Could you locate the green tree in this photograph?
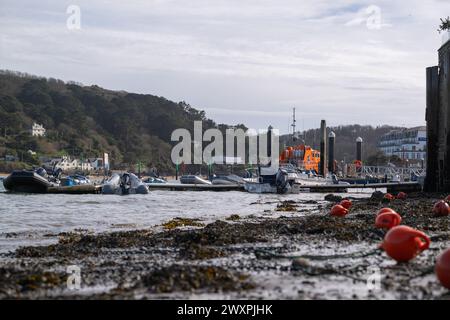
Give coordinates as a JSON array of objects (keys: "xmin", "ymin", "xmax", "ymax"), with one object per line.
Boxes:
[{"xmin": 438, "ymin": 17, "xmax": 450, "ymax": 33}]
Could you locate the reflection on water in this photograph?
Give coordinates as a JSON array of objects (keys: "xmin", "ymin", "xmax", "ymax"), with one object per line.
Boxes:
[{"xmin": 0, "ymin": 185, "xmax": 374, "ymax": 252}]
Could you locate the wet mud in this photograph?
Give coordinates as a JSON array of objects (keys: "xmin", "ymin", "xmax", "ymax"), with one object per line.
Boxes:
[{"xmin": 1, "ymin": 192, "xmax": 449, "ymax": 299}]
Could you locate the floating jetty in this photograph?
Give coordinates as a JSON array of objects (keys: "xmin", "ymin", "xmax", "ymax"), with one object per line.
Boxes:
[
  {"xmin": 4, "ymin": 179, "xmax": 421, "ymax": 194},
  {"xmin": 146, "ymin": 183, "xmax": 244, "ymax": 192},
  {"xmin": 306, "ymin": 182, "xmax": 422, "ymax": 193},
  {"xmin": 47, "ymin": 184, "xmax": 102, "ymax": 194},
  {"xmin": 145, "ymin": 182, "xmax": 421, "ymax": 193}
]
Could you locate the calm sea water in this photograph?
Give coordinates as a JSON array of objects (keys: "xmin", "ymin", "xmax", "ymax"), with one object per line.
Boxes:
[{"xmin": 0, "ymin": 178, "xmax": 375, "ymax": 253}]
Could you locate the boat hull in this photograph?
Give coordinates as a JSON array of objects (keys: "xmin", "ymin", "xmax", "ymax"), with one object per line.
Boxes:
[
  {"xmin": 244, "ymin": 182, "xmax": 300, "ymax": 194},
  {"xmin": 3, "ymin": 171, "xmax": 54, "ymax": 193},
  {"xmin": 180, "ymin": 175, "xmax": 212, "ymax": 185}
]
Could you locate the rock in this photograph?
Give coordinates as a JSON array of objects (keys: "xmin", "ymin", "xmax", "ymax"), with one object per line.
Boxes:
[
  {"xmin": 276, "ymin": 201, "xmax": 298, "ymax": 212},
  {"xmin": 179, "ymin": 244, "xmax": 225, "ymax": 260},
  {"xmin": 225, "ymin": 214, "xmax": 241, "ymax": 221},
  {"xmin": 292, "ymin": 258, "xmax": 310, "ymax": 271},
  {"xmin": 324, "ymin": 194, "xmax": 342, "ymax": 202},
  {"xmin": 139, "ymin": 265, "xmax": 254, "ymax": 293},
  {"xmin": 370, "ymin": 191, "xmax": 384, "ymax": 201},
  {"xmin": 162, "ymin": 218, "xmax": 205, "ymax": 230}
]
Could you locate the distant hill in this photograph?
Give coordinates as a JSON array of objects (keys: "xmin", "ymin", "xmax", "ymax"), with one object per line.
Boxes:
[
  {"xmin": 0, "ymin": 70, "xmax": 401, "ymax": 174},
  {"xmin": 0, "ymin": 70, "xmax": 244, "ymax": 173},
  {"xmin": 281, "ymin": 124, "xmax": 402, "ymax": 163}
]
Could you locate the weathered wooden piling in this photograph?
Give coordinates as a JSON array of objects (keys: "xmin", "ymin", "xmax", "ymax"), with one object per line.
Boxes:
[
  {"xmin": 328, "ymin": 131, "xmax": 336, "ymax": 174},
  {"xmin": 425, "ymin": 66, "xmax": 440, "ymax": 192},
  {"xmin": 425, "ymin": 37, "xmax": 450, "ymax": 192},
  {"xmin": 356, "ymin": 137, "xmax": 363, "ymax": 162},
  {"xmin": 440, "ymin": 40, "xmax": 450, "ymax": 192},
  {"xmin": 267, "ymin": 125, "xmax": 273, "ymax": 160},
  {"xmin": 319, "ymin": 120, "xmax": 327, "ymax": 176}
]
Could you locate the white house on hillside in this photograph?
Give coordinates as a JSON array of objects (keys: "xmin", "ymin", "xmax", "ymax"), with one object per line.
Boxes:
[
  {"xmin": 43, "ymin": 156, "xmax": 105, "ymax": 172},
  {"xmin": 88, "ymin": 158, "xmax": 104, "ymax": 170},
  {"xmin": 31, "ymin": 123, "xmax": 46, "ymax": 137},
  {"xmin": 45, "ymin": 156, "xmax": 79, "ymax": 170}
]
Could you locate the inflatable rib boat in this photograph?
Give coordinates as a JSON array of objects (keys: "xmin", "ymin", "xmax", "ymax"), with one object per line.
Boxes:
[
  {"xmin": 102, "ymin": 173, "xmax": 149, "ymax": 195},
  {"xmin": 3, "ymin": 170, "xmax": 57, "ymax": 193}
]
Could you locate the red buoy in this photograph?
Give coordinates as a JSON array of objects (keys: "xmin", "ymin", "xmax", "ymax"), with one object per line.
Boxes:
[
  {"xmin": 375, "ymin": 211, "xmax": 401, "ymax": 229},
  {"xmin": 330, "ymin": 204, "xmax": 348, "ymax": 217},
  {"xmin": 432, "ymin": 200, "xmax": 450, "ymax": 217},
  {"xmin": 377, "ymin": 208, "xmax": 397, "ymax": 216},
  {"xmin": 375, "ymin": 211, "xmax": 402, "ymax": 230},
  {"xmin": 383, "ymin": 193, "xmax": 395, "ymax": 201},
  {"xmin": 381, "ymin": 226, "xmax": 430, "ymax": 262},
  {"xmin": 340, "ymin": 199, "xmax": 352, "ymax": 210},
  {"xmin": 396, "ymin": 192, "xmax": 407, "ymax": 200},
  {"xmin": 445, "ymin": 195, "xmax": 450, "ymax": 203},
  {"xmin": 436, "ymin": 248, "xmax": 450, "ymax": 289}
]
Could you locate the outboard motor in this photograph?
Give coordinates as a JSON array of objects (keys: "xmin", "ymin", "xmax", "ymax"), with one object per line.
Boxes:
[
  {"xmin": 102, "ymin": 172, "xmax": 149, "ymax": 195},
  {"xmin": 36, "ymin": 167, "xmax": 47, "ymax": 178},
  {"xmin": 54, "ymin": 168, "xmax": 63, "ymax": 179},
  {"xmin": 331, "ymin": 174, "xmax": 339, "ymax": 185},
  {"xmin": 120, "ymin": 173, "xmax": 131, "ymax": 195},
  {"xmin": 276, "ymin": 169, "xmax": 289, "ymax": 194}
]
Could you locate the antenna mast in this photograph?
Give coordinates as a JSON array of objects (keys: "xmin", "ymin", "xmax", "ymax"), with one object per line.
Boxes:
[{"xmin": 291, "ymin": 107, "xmax": 296, "ymax": 138}]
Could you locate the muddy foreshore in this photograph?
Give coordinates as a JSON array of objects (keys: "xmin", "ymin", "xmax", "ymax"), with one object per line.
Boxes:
[{"xmin": 1, "ymin": 192, "xmax": 449, "ymax": 300}]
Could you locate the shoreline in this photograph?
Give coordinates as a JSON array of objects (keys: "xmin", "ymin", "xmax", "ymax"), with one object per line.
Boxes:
[{"xmin": 0, "ymin": 192, "xmax": 449, "ymax": 299}]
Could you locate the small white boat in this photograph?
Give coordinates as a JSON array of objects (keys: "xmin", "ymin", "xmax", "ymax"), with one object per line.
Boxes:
[
  {"xmin": 211, "ymin": 174, "xmax": 245, "ymax": 186},
  {"xmin": 180, "ymin": 175, "xmax": 212, "ymax": 185}
]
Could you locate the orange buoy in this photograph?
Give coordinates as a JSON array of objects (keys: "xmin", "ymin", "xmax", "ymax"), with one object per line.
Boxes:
[
  {"xmin": 330, "ymin": 204, "xmax": 348, "ymax": 217},
  {"xmin": 339, "ymin": 199, "xmax": 352, "ymax": 210},
  {"xmin": 375, "ymin": 211, "xmax": 402, "ymax": 230},
  {"xmin": 396, "ymin": 192, "xmax": 407, "ymax": 200},
  {"xmin": 432, "ymin": 200, "xmax": 450, "ymax": 217},
  {"xmin": 436, "ymin": 248, "xmax": 450, "ymax": 289},
  {"xmin": 377, "ymin": 208, "xmax": 397, "ymax": 216},
  {"xmin": 381, "ymin": 226, "xmax": 430, "ymax": 262},
  {"xmin": 383, "ymin": 193, "xmax": 395, "ymax": 201}
]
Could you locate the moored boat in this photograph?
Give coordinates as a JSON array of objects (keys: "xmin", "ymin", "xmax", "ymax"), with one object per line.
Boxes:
[
  {"xmin": 211, "ymin": 174, "xmax": 245, "ymax": 186},
  {"xmin": 102, "ymin": 173, "xmax": 149, "ymax": 195},
  {"xmin": 244, "ymin": 167, "xmax": 300, "ymax": 194},
  {"xmin": 3, "ymin": 169, "xmax": 58, "ymax": 193},
  {"xmin": 143, "ymin": 176, "xmax": 167, "ymax": 184},
  {"xmin": 60, "ymin": 174, "xmax": 91, "ymax": 186},
  {"xmin": 180, "ymin": 175, "xmax": 212, "ymax": 185}
]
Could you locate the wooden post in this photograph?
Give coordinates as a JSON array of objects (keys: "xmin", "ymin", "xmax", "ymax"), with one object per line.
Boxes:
[
  {"xmin": 319, "ymin": 120, "xmax": 327, "ymax": 176},
  {"xmin": 425, "ymin": 67, "xmax": 440, "ymax": 192},
  {"xmin": 328, "ymin": 131, "xmax": 336, "ymax": 174},
  {"xmin": 356, "ymin": 137, "xmax": 363, "ymax": 161},
  {"xmin": 441, "ymin": 48, "xmax": 450, "ymax": 192},
  {"xmin": 267, "ymin": 125, "xmax": 273, "ymax": 160}
]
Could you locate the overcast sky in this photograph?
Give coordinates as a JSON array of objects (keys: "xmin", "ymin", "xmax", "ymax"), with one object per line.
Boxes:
[{"xmin": 1, "ymin": 0, "xmax": 449, "ymax": 133}]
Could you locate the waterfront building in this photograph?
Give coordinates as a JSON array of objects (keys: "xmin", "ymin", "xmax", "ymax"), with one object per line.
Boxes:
[{"xmin": 378, "ymin": 126, "xmax": 427, "ymax": 160}]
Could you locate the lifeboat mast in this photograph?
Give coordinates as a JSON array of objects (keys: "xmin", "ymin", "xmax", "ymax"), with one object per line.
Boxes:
[{"xmin": 291, "ymin": 107, "xmax": 296, "ymax": 141}]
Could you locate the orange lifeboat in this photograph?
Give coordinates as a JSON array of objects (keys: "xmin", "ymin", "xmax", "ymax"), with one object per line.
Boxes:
[{"xmin": 280, "ymin": 144, "xmax": 320, "ymax": 172}]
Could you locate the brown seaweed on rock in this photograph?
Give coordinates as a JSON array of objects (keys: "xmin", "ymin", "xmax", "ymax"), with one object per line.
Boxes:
[{"xmin": 137, "ymin": 265, "xmax": 254, "ymax": 293}]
